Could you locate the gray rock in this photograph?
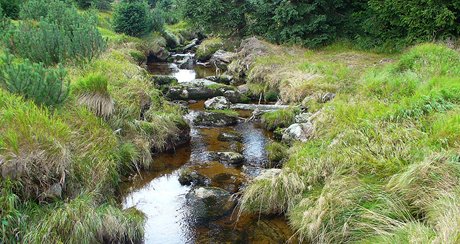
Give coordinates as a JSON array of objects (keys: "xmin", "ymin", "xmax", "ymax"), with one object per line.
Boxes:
[
  {"xmin": 217, "ymin": 131, "xmax": 243, "ymax": 142},
  {"xmin": 223, "ymin": 90, "xmax": 242, "ymax": 103},
  {"xmin": 294, "ymin": 112, "xmax": 312, "ymax": 123},
  {"xmin": 210, "ymin": 152, "xmax": 244, "ymax": 165},
  {"xmin": 190, "ymin": 111, "xmax": 238, "ymax": 127},
  {"xmin": 230, "ymin": 103, "xmax": 290, "ymax": 111},
  {"xmin": 186, "ymin": 187, "xmax": 236, "ymax": 221},
  {"xmin": 179, "ymin": 169, "xmax": 210, "ymax": 186},
  {"xmin": 319, "ymin": 92, "xmax": 336, "ymax": 103},
  {"xmin": 149, "ymin": 47, "xmax": 170, "ymax": 62},
  {"xmin": 204, "ymin": 96, "xmax": 231, "ymax": 110},
  {"xmin": 237, "ymin": 84, "xmax": 249, "ymax": 95},
  {"xmin": 209, "ymin": 50, "xmax": 236, "ymax": 70},
  {"xmin": 166, "ymin": 79, "xmax": 235, "ymax": 100},
  {"xmin": 205, "ymin": 75, "xmax": 233, "ymax": 85},
  {"xmin": 183, "ymin": 38, "xmax": 199, "ymax": 52},
  {"xmin": 282, "ymin": 122, "xmax": 314, "ymax": 143}
]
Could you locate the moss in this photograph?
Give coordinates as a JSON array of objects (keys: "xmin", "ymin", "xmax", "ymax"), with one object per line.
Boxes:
[
  {"xmin": 196, "ymin": 37, "xmax": 223, "ymax": 61},
  {"xmin": 209, "ymin": 109, "xmax": 239, "ymax": 117}
]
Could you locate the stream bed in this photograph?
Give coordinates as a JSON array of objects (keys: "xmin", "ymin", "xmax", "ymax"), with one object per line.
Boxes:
[{"xmin": 120, "ymin": 56, "xmax": 295, "ymax": 243}]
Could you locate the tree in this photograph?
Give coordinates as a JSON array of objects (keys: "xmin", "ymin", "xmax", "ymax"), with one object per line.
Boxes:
[{"xmin": 113, "ymin": 0, "xmax": 156, "ymax": 37}]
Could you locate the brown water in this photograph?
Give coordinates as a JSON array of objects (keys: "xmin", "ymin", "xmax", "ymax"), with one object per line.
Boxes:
[{"xmin": 120, "ymin": 58, "xmax": 295, "ymax": 243}]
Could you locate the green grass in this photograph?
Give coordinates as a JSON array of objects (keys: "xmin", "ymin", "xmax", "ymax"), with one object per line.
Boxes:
[
  {"xmin": 240, "ymin": 43, "xmax": 460, "ymax": 242},
  {"xmin": 196, "ymin": 37, "xmax": 223, "ymax": 61},
  {"xmin": 209, "ymin": 109, "xmax": 239, "ymax": 117},
  {"xmin": 261, "ymin": 107, "xmax": 300, "ymax": 131},
  {"xmin": 72, "ymin": 73, "xmax": 114, "ymax": 118}
]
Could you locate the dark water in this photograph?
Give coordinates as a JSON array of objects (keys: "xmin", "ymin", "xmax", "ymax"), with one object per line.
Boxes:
[{"xmin": 120, "ymin": 58, "xmax": 295, "ymax": 243}]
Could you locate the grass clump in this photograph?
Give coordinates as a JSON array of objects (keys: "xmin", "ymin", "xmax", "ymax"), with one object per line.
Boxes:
[
  {"xmin": 196, "ymin": 37, "xmax": 223, "ymax": 61},
  {"xmin": 72, "ymin": 73, "xmax": 114, "ymax": 118},
  {"xmin": 209, "ymin": 109, "xmax": 239, "ymax": 117},
  {"xmin": 266, "ymin": 141, "xmax": 288, "ymax": 167},
  {"xmin": 261, "ymin": 107, "xmax": 299, "ymax": 131}
]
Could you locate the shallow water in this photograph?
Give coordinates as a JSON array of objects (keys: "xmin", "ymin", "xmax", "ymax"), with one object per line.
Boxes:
[{"xmin": 120, "ymin": 59, "xmax": 294, "ymax": 243}]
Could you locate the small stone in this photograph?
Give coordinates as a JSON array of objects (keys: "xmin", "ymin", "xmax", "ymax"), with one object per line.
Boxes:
[
  {"xmin": 282, "ymin": 122, "xmax": 314, "ymax": 143},
  {"xmin": 294, "ymin": 112, "xmax": 312, "ymax": 123},
  {"xmin": 204, "ymin": 96, "xmax": 231, "ymax": 110},
  {"xmin": 210, "ymin": 152, "xmax": 245, "ymax": 165}
]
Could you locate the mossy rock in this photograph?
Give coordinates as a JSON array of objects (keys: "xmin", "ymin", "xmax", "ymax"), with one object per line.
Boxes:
[{"xmin": 196, "ymin": 37, "xmax": 224, "ymax": 62}]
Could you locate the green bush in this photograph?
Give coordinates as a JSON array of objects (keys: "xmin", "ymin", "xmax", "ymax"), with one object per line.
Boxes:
[
  {"xmin": 7, "ymin": 3, "xmax": 106, "ymax": 65},
  {"xmin": 113, "ymin": 0, "xmax": 159, "ymax": 37},
  {"xmin": 75, "ymin": 0, "xmax": 113, "ymax": 10},
  {"xmin": 0, "ymin": 0, "xmax": 21, "ymax": 19},
  {"xmin": 19, "ymin": 0, "xmax": 69, "ymax": 20},
  {"xmin": 0, "ymin": 54, "xmax": 69, "ymax": 106}
]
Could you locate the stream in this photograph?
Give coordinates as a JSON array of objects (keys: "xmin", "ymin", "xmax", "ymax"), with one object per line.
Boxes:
[{"xmin": 120, "ymin": 55, "xmax": 294, "ymax": 243}]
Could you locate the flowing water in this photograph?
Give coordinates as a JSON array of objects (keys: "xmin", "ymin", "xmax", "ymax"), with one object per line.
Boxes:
[{"xmin": 120, "ymin": 55, "xmax": 294, "ymax": 243}]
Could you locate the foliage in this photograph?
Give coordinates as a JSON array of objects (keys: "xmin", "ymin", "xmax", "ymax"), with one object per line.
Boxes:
[
  {"xmin": 0, "ymin": 53, "xmax": 69, "ymax": 106},
  {"xmin": 75, "ymin": 0, "xmax": 113, "ymax": 10},
  {"xmin": 7, "ymin": 2, "xmax": 106, "ymax": 65},
  {"xmin": 113, "ymin": 0, "xmax": 160, "ymax": 37},
  {"xmin": 72, "ymin": 73, "xmax": 114, "ymax": 118},
  {"xmin": 0, "ymin": 180, "xmax": 25, "ymax": 243},
  {"xmin": 0, "ymin": 0, "xmax": 21, "ymax": 19}
]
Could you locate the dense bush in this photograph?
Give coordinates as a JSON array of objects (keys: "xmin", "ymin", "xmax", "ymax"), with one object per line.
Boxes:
[
  {"xmin": 75, "ymin": 0, "xmax": 113, "ymax": 10},
  {"xmin": 6, "ymin": 1, "xmax": 106, "ymax": 65},
  {"xmin": 113, "ymin": 0, "xmax": 159, "ymax": 37},
  {"xmin": 0, "ymin": 53, "xmax": 69, "ymax": 106},
  {"xmin": 0, "ymin": 0, "xmax": 21, "ymax": 19}
]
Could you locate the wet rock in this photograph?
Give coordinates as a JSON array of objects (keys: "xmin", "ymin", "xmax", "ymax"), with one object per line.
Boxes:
[
  {"xmin": 204, "ymin": 96, "xmax": 231, "ymax": 110},
  {"xmin": 165, "ymin": 79, "xmax": 235, "ymax": 100},
  {"xmin": 151, "ymin": 75, "xmax": 178, "ymax": 86},
  {"xmin": 169, "ymin": 100, "xmax": 189, "ymax": 112},
  {"xmin": 209, "ymin": 50, "xmax": 236, "ymax": 70},
  {"xmin": 186, "ymin": 187, "xmax": 236, "ymax": 221},
  {"xmin": 179, "ymin": 169, "xmax": 210, "ymax": 186},
  {"xmin": 188, "ymin": 100, "xmax": 197, "ymax": 104},
  {"xmin": 210, "ymin": 152, "xmax": 244, "ymax": 165},
  {"xmin": 149, "ymin": 47, "xmax": 170, "ymax": 62},
  {"xmin": 159, "ymin": 122, "xmax": 191, "ymax": 152},
  {"xmin": 281, "ymin": 122, "xmax": 314, "ymax": 143},
  {"xmin": 191, "ymin": 111, "xmax": 238, "ymax": 127},
  {"xmin": 217, "ymin": 131, "xmax": 243, "ymax": 142},
  {"xmin": 223, "ymin": 90, "xmax": 242, "ymax": 103},
  {"xmin": 212, "ymin": 173, "xmax": 242, "ymax": 193},
  {"xmin": 183, "ymin": 38, "xmax": 199, "ymax": 52},
  {"xmin": 177, "ymin": 55, "xmax": 195, "ymax": 69},
  {"xmin": 294, "ymin": 112, "xmax": 312, "ymax": 123},
  {"xmin": 205, "ymin": 75, "xmax": 233, "ymax": 85}
]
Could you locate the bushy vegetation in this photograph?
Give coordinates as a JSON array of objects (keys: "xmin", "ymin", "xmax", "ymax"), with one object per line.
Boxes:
[
  {"xmin": 179, "ymin": 0, "xmax": 460, "ymax": 49},
  {"xmin": 6, "ymin": 0, "xmax": 106, "ymax": 65},
  {"xmin": 240, "ymin": 43, "xmax": 460, "ymax": 242},
  {"xmin": 113, "ymin": 0, "xmax": 161, "ymax": 37},
  {"xmin": 0, "ymin": 53, "xmax": 69, "ymax": 106},
  {"xmin": 0, "ymin": 0, "xmax": 21, "ymax": 19}
]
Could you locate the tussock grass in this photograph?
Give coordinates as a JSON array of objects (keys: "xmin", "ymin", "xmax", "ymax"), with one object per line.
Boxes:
[
  {"xmin": 73, "ymin": 73, "xmax": 114, "ymax": 118},
  {"xmin": 23, "ymin": 194, "xmax": 144, "ymax": 244},
  {"xmin": 266, "ymin": 141, "xmax": 289, "ymax": 166},
  {"xmin": 240, "ymin": 42, "xmax": 460, "ymax": 243}
]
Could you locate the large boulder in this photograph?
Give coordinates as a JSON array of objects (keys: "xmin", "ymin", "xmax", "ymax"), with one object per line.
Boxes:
[
  {"xmin": 210, "ymin": 152, "xmax": 245, "ymax": 165},
  {"xmin": 190, "ymin": 111, "xmax": 238, "ymax": 127},
  {"xmin": 204, "ymin": 96, "xmax": 231, "ymax": 110},
  {"xmin": 223, "ymin": 90, "xmax": 242, "ymax": 103},
  {"xmin": 149, "ymin": 47, "xmax": 170, "ymax": 62},
  {"xmin": 209, "ymin": 50, "xmax": 236, "ymax": 70},
  {"xmin": 165, "ymin": 79, "xmax": 235, "ymax": 100},
  {"xmin": 281, "ymin": 122, "xmax": 314, "ymax": 143},
  {"xmin": 186, "ymin": 187, "xmax": 236, "ymax": 221}
]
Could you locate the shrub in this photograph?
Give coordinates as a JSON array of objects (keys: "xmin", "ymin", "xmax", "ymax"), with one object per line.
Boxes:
[
  {"xmin": 6, "ymin": 3, "xmax": 106, "ymax": 65},
  {"xmin": 19, "ymin": 0, "xmax": 69, "ymax": 20},
  {"xmin": 0, "ymin": 53, "xmax": 69, "ymax": 106},
  {"xmin": 72, "ymin": 73, "xmax": 114, "ymax": 118},
  {"xmin": 0, "ymin": 0, "xmax": 21, "ymax": 19},
  {"xmin": 113, "ymin": 0, "xmax": 156, "ymax": 37}
]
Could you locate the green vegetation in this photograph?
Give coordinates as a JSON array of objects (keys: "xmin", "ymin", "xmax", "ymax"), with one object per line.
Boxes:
[
  {"xmin": 266, "ymin": 141, "xmax": 288, "ymax": 166},
  {"xmin": 240, "ymin": 43, "xmax": 460, "ymax": 242},
  {"xmin": 195, "ymin": 37, "xmax": 223, "ymax": 61},
  {"xmin": 179, "ymin": 0, "xmax": 460, "ymax": 49},
  {"xmin": 0, "ymin": 53, "xmax": 69, "ymax": 106},
  {"xmin": 0, "ymin": 0, "xmax": 20, "ymax": 19},
  {"xmin": 261, "ymin": 107, "xmax": 299, "ymax": 131},
  {"xmin": 72, "ymin": 73, "xmax": 114, "ymax": 118},
  {"xmin": 113, "ymin": 0, "xmax": 160, "ymax": 37}
]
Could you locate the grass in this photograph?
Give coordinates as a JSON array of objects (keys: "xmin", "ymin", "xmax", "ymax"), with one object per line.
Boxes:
[
  {"xmin": 261, "ymin": 107, "xmax": 300, "ymax": 131},
  {"xmin": 196, "ymin": 37, "xmax": 223, "ymax": 61},
  {"xmin": 266, "ymin": 141, "xmax": 289, "ymax": 166},
  {"xmin": 72, "ymin": 73, "xmax": 114, "ymax": 118},
  {"xmin": 239, "ymin": 42, "xmax": 460, "ymax": 242},
  {"xmin": 209, "ymin": 109, "xmax": 239, "ymax": 117}
]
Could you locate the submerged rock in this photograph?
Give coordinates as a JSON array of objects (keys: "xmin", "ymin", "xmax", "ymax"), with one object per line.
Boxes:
[
  {"xmin": 281, "ymin": 122, "xmax": 314, "ymax": 143},
  {"xmin": 186, "ymin": 187, "xmax": 236, "ymax": 221},
  {"xmin": 190, "ymin": 111, "xmax": 238, "ymax": 127},
  {"xmin": 204, "ymin": 96, "xmax": 231, "ymax": 110},
  {"xmin": 210, "ymin": 152, "xmax": 245, "ymax": 165},
  {"xmin": 217, "ymin": 131, "xmax": 243, "ymax": 142},
  {"xmin": 179, "ymin": 169, "xmax": 210, "ymax": 186}
]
